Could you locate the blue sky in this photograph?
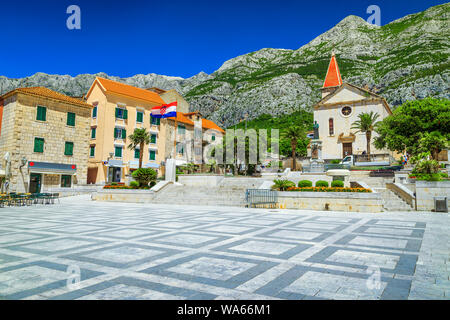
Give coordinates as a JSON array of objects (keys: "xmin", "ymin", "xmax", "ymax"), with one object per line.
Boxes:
[{"xmin": 0, "ymin": 0, "xmax": 446, "ymax": 79}]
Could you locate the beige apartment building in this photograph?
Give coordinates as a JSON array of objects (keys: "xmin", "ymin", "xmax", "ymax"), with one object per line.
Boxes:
[
  {"xmin": 0, "ymin": 87, "xmax": 92, "ymax": 193},
  {"xmin": 85, "ymin": 77, "xmax": 225, "ymax": 184}
]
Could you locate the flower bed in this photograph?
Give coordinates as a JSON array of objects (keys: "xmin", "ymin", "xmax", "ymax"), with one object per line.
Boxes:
[
  {"xmin": 103, "ymin": 185, "xmax": 150, "ymax": 190},
  {"xmin": 286, "ymin": 187, "xmax": 372, "ymax": 193}
]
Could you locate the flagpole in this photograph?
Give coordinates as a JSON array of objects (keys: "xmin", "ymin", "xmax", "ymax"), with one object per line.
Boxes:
[{"xmin": 173, "ymin": 98, "xmax": 177, "ymax": 159}]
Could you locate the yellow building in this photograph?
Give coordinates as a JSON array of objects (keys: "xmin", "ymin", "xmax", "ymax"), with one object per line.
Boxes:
[
  {"xmin": 85, "ymin": 78, "xmax": 225, "ymax": 184},
  {"xmin": 0, "ymin": 87, "xmax": 92, "ymax": 193},
  {"xmin": 85, "ymin": 77, "xmax": 167, "ymax": 184}
]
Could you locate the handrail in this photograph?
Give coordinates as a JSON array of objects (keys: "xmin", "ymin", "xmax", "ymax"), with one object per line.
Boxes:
[{"xmin": 386, "ymin": 182, "xmax": 416, "ymax": 210}]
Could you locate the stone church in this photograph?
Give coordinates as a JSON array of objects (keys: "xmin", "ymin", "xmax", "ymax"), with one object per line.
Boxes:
[{"xmin": 309, "ymin": 53, "xmax": 394, "ymax": 161}]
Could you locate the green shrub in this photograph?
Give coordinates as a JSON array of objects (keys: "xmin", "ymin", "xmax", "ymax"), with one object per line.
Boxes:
[
  {"xmin": 111, "ymin": 182, "xmax": 118, "ymax": 186},
  {"xmin": 149, "ymin": 181, "xmax": 157, "ymax": 188},
  {"xmin": 272, "ymin": 180, "xmax": 296, "ymax": 191},
  {"xmin": 331, "ymin": 159, "xmax": 341, "ymax": 164},
  {"xmin": 131, "ymin": 168, "xmax": 157, "ymax": 186},
  {"xmin": 298, "ymin": 180, "xmax": 313, "ymax": 188},
  {"xmin": 129, "ymin": 181, "xmax": 139, "ymax": 188},
  {"xmin": 331, "ymin": 180, "xmax": 344, "ymax": 188},
  {"xmin": 315, "ymin": 180, "xmax": 329, "ymax": 187}
]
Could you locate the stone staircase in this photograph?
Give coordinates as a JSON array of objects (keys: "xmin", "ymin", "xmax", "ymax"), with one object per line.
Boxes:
[
  {"xmin": 376, "ymin": 188, "xmax": 414, "ymax": 211},
  {"xmin": 151, "ymin": 178, "xmax": 265, "ymax": 207}
]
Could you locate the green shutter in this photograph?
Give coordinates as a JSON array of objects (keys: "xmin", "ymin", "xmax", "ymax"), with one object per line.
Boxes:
[
  {"xmin": 91, "ymin": 128, "xmax": 96, "ymax": 139},
  {"xmin": 123, "ymin": 109, "xmax": 128, "ymax": 119},
  {"xmin": 65, "ymin": 142, "xmax": 74, "ymax": 156},
  {"xmin": 114, "ymin": 128, "xmax": 118, "ymax": 138},
  {"xmin": 115, "ymin": 146, "xmax": 122, "ymax": 158},
  {"xmin": 90, "ymin": 146, "xmax": 95, "ymax": 157},
  {"xmin": 115, "ymin": 108, "xmax": 119, "ymax": 118},
  {"xmin": 92, "ymin": 106, "xmax": 97, "ymax": 118},
  {"xmin": 34, "ymin": 138, "xmax": 44, "ymax": 153},
  {"xmin": 67, "ymin": 112, "xmax": 75, "ymax": 126},
  {"xmin": 150, "ymin": 150, "xmax": 156, "ymax": 160},
  {"xmin": 122, "ymin": 129, "xmax": 126, "ymax": 139},
  {"xmin": 37, "ymin": 106, "xmax": 46, "ymax": 121},
  {"xmin": 137, "ymin": 111, "xmax": 143, "ymax": 123},
  {"xmin": 212, "ymin": 134, "xmax": 215, "ymax": 141},
  {"xmin": 134, "ymin": 149, "xmax": 140, "ymax": 159},
  {"xmin": 151, "ymin": 134, "xmax": 156, "ymax": 144}
]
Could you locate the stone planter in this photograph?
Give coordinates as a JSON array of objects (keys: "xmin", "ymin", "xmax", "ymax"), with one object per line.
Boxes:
[
  {"xmin": 276, "ymin": 191, "xmax": 383, "ymax": 213},
  {"xmin": 415, "ymin": 180, "xmax": 450, "ymax": 211}
]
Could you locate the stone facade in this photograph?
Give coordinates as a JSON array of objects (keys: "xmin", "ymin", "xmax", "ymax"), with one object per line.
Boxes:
[
  {"xmin": 415, "ymin": 180, "xmax": 450, "ymax": 212},
  {"xmin": 0, "ymin": 90, "xmax": 91, "ymax": 193}
]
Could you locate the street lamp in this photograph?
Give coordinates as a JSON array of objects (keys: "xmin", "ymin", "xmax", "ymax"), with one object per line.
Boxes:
[{"xmin": 20, "ymin": 157, "xmax": 27, "ymax": 167}]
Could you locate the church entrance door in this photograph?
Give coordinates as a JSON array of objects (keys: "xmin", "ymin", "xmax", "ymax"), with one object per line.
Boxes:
[{"xmin": 343, "ymin": 143, "xmax": 353, "ymax": 158}]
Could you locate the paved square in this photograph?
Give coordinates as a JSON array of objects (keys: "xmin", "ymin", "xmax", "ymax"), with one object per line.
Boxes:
[{"xmin": 0, "ymin": 195, "xmax": 448, "ymax": 300}]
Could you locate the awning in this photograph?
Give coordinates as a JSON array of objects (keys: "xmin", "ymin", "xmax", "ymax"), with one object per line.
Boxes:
[
  {"xmin": 149, "ymin": 145, "xmax": 158, "ymax": 150},
  {"xmin": 144, "ymin": 162, "xmax": 160, "ymax": 169},
  {"xmin": 104, "ymin": 160, "xmax": 125, "ymax": 167},
  {"xmin": 28, "ymin": 161, "xmax": 77, "ymax": 175},
  {"xmin": 129, "ymin": 160, "xmax": 139, "ymax": 169}
]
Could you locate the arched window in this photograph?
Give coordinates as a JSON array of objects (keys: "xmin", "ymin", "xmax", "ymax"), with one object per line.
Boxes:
[{"xmin": 329, "ymin": 118, "xmax": 334, "ymax": 136}]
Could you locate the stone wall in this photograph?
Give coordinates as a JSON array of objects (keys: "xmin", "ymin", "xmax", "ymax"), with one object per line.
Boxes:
[
  {"xmin": 276, "ymin": 191, "xmax": 383, "ymax": 213},
  {"xmin": 415, "ymin": 180, "xmax": 450, "ymax": 212}
]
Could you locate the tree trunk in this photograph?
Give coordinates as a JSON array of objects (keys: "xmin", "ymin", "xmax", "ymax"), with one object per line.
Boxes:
[
  {"xmin": 366, "ymin": 131, "xmax": 372, "ymax": 158},
  {"xmin": 291, "ymin": 142, "xmax": 297, "ymax": 171},
  {"xmin": 139, "ymin": 142, "xmax": 144, "ymax": 168}
]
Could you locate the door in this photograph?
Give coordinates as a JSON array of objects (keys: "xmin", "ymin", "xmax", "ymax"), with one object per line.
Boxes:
[
  {"xmin": 108, "ymin": 167, "xmax": 121, "ymax": 183},
  {"xmin": 29, "ymin": 173, "xmax": 42, "ymax": 193},
  {"xmin": 343, "ymin": 143, "xmax": 353, "ymax": 158},
  {"xmin": 87, "ymin": 167, "xmax": 98, "ymax": 184}
]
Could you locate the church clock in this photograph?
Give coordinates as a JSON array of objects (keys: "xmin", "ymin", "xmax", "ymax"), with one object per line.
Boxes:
[{"xmin": 341, "ymin": 106, "xmax": 352, "ymax": 116}]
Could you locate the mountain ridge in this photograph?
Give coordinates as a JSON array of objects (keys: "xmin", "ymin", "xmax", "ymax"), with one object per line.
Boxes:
[{"xmin": 0, "ymin": 3, "xmax": 448, "ymax": 127}]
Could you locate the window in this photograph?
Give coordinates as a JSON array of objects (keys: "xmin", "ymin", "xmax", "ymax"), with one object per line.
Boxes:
[
  {"xmin": 34, "ymin": 137, "xmax": 44, "ymax": 153},
  {"xmin": 134, "ymin": 148, "xmax": 140, "ymax": 159},
  {"xmin": 114, "ymin": 128, "xmax": 126, "ymax": 140},
  {"xmin": 36, "ymin": 106, "xmax": 47, "ymax": 121},
  {"xmin": 61, "ymin": 175, "xmax": 72, "ymax": 188},
  {"xmin": 341, "ymin": 106, "xmax": 352, "ymax": 116},
  {"xmin": 115, "ymin": 107, "xmax": 128, "ymax": 119},
  {"xmin": 151, "ymin": 116, "xmax": 160, "ymax": 125},
  {"xmin": 64, "ymin": 142, "xmax": 74, "ymax": 156},
  {"xmin": 149, "ymin": 150, "xmax": 156, "ymax": 161},
  {"xmin": 67, "ymin": 112, "xmax": 76, "ymax": 126},
  {"xmin": 136, "ymin": 111, "xmax": 144, "ymax": 123},
  {"xmin": 195, "ymin": 147, "xmax": 202, "ymax": 156},
  {"xmin": 329, "ymin": 118, "xmax": 334, "ymax": 136},
  {"xmin": 90, "ymin": 146, "xmax": 95, "ymax": 157},
  {"xmin": 92, "ymin": 106, "xmax": 97, "ymax": 118},
  {"xmin": 150, "ymin": 134, "xmax": 157, "ymax": 144},
  {"xmin": 212, "ymin": 134, "xmax": 216, "ymax": 141},
  {"xmin": 91, "ymin": 127, "xmax": 96, "ymax": 139},
  {"xmin": 178, "ymin": 124, "xmax": 185, "ymax": 135},
  {"xmin": 114, "ymin": 146, "xmax": 123, "ymax": 158}
]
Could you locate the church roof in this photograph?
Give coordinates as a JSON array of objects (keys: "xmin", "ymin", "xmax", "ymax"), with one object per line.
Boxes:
[{"xmin": 323, "ymin": 53, "xmax": 343, "ymax": 88}]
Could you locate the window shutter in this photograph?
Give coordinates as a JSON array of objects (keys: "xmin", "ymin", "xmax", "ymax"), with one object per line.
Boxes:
[
  {"xmin": 122, "ymin": 129, "xmax": 126, "ymax": 139},
  {"xmin": 114, "ymin": 128, "xmax": 118, "ymax": 138},
  {"xmin": 123, "ymin": 109, "xmax": 128, "ymax": 119},
  {"xmin": 115, "ymin": 108, "xmax": 119, "ymax": 118},
  {"xmin": 135, "ymin": 149, "xmax": 140, "ymax": 159},
  {"xmin": 157, "ymin": 118, "xmax": 160, "ymax": 125},
  {"xmin": 93, "ymin": 106, "xmax": 97, "ymax": 118},
  {"xmin": 34, "ymin": 138, "xmax": 44, "ymax": 153},
  {"xmin": 150, "ymin": 150, "xmax": 156, "ymax": 160},
  {"xmin": 67, "ymin": 112, "xmax": 75, "ymax": 126}
]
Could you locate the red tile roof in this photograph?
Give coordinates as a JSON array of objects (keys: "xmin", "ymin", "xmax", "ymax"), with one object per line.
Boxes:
[
  {"xmin": 92, "ymin": 77, "xmax": 165, "ymax": 105},
  {"xmin": 202, "ymin": 118, "xmax": 225, "ymax": 133},
  {"xmin": 0, "ymin": 87, "xmax": 92, "ymax": 108},
  {"xmin": 323, "ymin": 53, "xmax": 343, "ymax": 88}
]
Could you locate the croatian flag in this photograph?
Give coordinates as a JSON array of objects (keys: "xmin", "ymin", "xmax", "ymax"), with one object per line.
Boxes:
[{"xmin": 151, "ymin": 101, "xmax": 177, "ymax": 118}]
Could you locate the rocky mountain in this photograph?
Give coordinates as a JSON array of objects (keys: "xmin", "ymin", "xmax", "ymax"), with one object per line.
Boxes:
[{"xmin": 0, "ymin": 3, "xmax": 448, "ymax": 127}]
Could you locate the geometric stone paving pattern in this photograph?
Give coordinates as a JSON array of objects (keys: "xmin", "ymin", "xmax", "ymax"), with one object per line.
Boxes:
[{"xmin": 0, "ymin": 195, "xmax": 448, "ymax": 300}]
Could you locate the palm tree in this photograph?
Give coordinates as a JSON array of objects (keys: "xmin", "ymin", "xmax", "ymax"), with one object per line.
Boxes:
[
  {"xmin": 351, "ymin": 111, "xmax": 380, "ymax": 158},
  {"xmin": 282, "ymin": 126, "xmax": 304, "ymax": 171},
  {"xmin": 128, "ymin": 128, "xmax": 150, "ymax": 169}
]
